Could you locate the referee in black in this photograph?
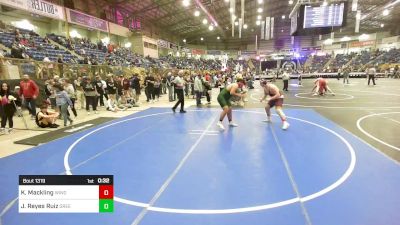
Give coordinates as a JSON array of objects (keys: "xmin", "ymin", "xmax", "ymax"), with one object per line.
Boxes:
[{"xmin": 172, "ymin": 70, "xmax": 186, "ymax": 113}]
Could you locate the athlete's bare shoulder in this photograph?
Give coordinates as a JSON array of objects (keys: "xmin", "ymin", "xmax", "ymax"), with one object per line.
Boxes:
[
  {"xmin": 227, "ymin": 83, "xmax": 238, "ymax": 91},
  {"xmin": 268, "ymin": 83, "xmax": 279, "ymax": 90}
]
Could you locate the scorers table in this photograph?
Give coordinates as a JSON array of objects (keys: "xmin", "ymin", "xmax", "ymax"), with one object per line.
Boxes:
[{"xmin": 19, "ymin": 175, "xmax": 114, "ymax": 213}]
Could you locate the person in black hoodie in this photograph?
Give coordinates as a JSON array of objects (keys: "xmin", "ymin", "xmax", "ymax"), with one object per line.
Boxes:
[
  {"xmin": 94, "ymin": 75, "xmax": 106, "ymax": 107},
  {"xmin": 144, "ymin": 73, "xmax": 155, "ymax": 103},
  {"xmin": 130, "ymin": 74, "xmax": 141, "ymax": 103},
  {"xmin": 0, "ymin": 82, "xmax": 19, "ymax": 134},
  {"xmin": 81, "ymin": 77, "xmax": 98, "ymax": 114}
]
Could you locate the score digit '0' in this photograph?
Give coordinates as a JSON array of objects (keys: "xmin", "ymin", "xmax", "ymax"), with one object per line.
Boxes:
[{"xmin": 98, "ymin": 178, "xmax": 110, "ymax": 183}]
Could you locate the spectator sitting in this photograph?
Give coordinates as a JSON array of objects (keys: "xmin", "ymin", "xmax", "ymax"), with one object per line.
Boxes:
[
  {"xmin": 35, "ymin": 104, "xmax": 59, "ymax": 128},
  {"xmin": 19, "ymin": 38, "xmax": 29, "ymax": 47},
  {"xmin": 44, "ymin": 36, "xmax": 50, "ymax": 44},
  {"xmin": 10, "ymin": 43, "xmax": 22, "ymax": 59},
  {"xmin": 14, "ymin": 28, "xmax": 22, "ymax": 39}
]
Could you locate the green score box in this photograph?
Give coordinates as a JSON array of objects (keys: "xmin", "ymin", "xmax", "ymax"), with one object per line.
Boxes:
[{"xmin": 99, "ymin": 199, "xmax": 114, "ymax": 213}]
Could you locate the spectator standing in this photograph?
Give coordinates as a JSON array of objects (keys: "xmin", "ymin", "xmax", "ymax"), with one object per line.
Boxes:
[
  {"xmin": 74, "ymin": 76, "xmax": 85, "ymax": 109},
  {"xmin": 130, "ymin": 74, "xmax": 141, "ymax": 103},
  {"xmin": 63, "ymin": 79, "xmax": 77, "ymax": 117},
  {"xmin": 144, "ymin": 73, "xmax": 155, "ymax": 103},
  {"xmin": 161, "ymin": 75, "xmax": 167, "ymax": 94},
  {"xmin": 154, "ymin": 76, "xmax": 161, "ymax": 101},
  {"xmin": 115, "ymin": 75, "xmax": 124, "ymax": 102},
  {"xmin": 343, "ymin": 67, "xmax": 350, "ymax": 84},
  {"xmin": 204, "ymin": 78, "xmax": 212, "ymax": 104},
  {"xmin": 194, "ymin": 73, "xmax": 204, "ymax": 106},
  {"xmin": 94, "ymin": 75, "xmax": 106, "ymax": 107},
  {"xmin": 166, "ymin": 72, "xmax": 174, "ymax": 102},
  {"xmin": 57, "ymin": 55, "xmax": 64, "ymax": 77},
  {"xmin": 106, "ymin": 74, "xmax": 117, "ymax": 111},
  {"xmin": 53, "ymin": 84, "xmax": 73, "ymax": 126},
  {"xmin": 82, "ymin": 77, "xmax": 98, "ymax": 114},
  {"xmin": 121, "ymin": 75, "xmax": 131, "ymax": 103},
  {"xmin": 172, "ymin": 70, "xmax": 186, "ymax": 113},
  {"xmin": 19, "ymin": 74, "xmax": 39, "ymax": 118},
  {"xmin": 0, "ymin": 83, "xmax": 18, "ymax": 134}
]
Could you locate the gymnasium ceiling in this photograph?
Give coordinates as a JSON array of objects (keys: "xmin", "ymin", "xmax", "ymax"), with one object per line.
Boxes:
[{"xmin": 104, "ymin": 0, "xmax": 400, "ymax": 44}]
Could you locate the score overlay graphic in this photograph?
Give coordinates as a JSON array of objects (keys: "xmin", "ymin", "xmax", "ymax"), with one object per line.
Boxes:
[{"xmin": 18, "ymin": 175, "xmax": 114, "ymax": 213}]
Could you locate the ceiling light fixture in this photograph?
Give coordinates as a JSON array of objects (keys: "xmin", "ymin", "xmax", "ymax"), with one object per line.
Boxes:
[
  {"xmin": 202, "ymin": 18, "xmax": 208, "ymax": 24},
  {"xmin": 341, "ymin": 36, "xmax": 350, "ymax": 42},
  {"xmin": 194, "ymin": 10, "xmax": 200, "ymax": 17},
  {"xmin": 182, "ymin": 0, "xmax": 190, "ymax": 7},
  {"xmin": 257, "ymin": 8, "xmax": 263, "ymax": 13},
  {"xmin": 383, "ymin": 9, "xmax": 389, "ymax": 16},
  {"xmin": 243, "ymin": 24, "xmax": 248, "ymax": 29}
]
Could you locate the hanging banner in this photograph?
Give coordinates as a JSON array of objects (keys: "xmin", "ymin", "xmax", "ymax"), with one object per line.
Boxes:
[
  {"xmin": 0, "ymin": 0, "xmax": 65, "ymax": 20},
  {"xmin": 66, "ymin": 8, "xmax": 109, "ymax": 32},
  {"xmin": 265, "ymin": 17, "xmax": 271, "ymax": 40},
  {"xmin": 239, "ymin": 18, "xmax": 242, "ymax": 38},
  {"xmin": 192, "ymin": 49, "xmax": 206, "ymax": 55},
  {"xmin": 207, "ymin": 50, "xmax": 222, "ymax": 55},
  {"xmin": 157, "ymin": 39, "xmax": 169, "ymax": 49},
  {"xmin": 240, "ymin": 50, "xmax": 257, "ymax": 55},
  {"xmin": 270, "ymin": 17, "xmax": 274, "ymax": 39},
  {"xmin": 349, "ymin": 40, "xmax": 375, "ymax": 48},
  {"xmin": 169, "ymin": 43, "xmax": 178, "ymax": 51},
  {"xmin": 382, "ymin": 36, "xmax": 399, "ymax": 44},
  {"xmin": 352, "ymin": 0, "xmax": 358, "ymax": 11},
  {"xmin": 261, "ymin": 20, "xmax": 265, "ymax": 40},
  {"xmin": 181, "ymin": 48, "xmax": 191, "ymax": 53},
  {"xmin": 355, "ymin": 10, "xmax": 361, "ymax": 33}
]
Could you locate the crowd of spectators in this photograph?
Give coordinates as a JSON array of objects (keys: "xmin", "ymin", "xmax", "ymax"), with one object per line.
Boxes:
[{"xmin": 0, "ymin": 68, "xmax": 256, "ymax": 133}]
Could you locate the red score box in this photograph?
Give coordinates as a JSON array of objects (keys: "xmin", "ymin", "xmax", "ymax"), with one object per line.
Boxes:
[{"xmin": 99, "ymin": 185, "xmax": 114, "ymax": 199}]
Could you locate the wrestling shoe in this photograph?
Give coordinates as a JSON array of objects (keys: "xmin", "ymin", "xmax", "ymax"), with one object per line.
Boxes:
[
  {"xmin": 217, "ymin": 121, "xmax": 225, "ymax": 130},
  {"xmin": 229, "ymin": 121, "xmax": 239, "ymax": 127},
  {"xmin": 282, "ymin": 121, "xmax": 290, "ymax": 130},
  {"xmin": 262, "ymin": 117, "xmax": 271, "ymax": 123}
]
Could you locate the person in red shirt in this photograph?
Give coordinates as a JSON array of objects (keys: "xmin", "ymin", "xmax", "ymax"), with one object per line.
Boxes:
[{"xmin": 19, "ymin": 74, "xmax": 39, "ymax": 118}]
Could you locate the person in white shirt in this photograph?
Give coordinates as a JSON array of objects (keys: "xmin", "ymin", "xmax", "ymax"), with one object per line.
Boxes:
[
  {"xmin": 366, "ymin": 65, "xmax": 376, "ymax": 85},
  {"xmin": 194, "ymin": 73, "xmax": 204, "ymax": 106},
  {"xmin": 282, "ymin": 70, "xmax": 290, "ymax": 91},
  {"xmin": 62, "ymin": 79, "xmax": 77, "ymax": 117},
  {"xmin": 43, "ymin": 55, "xmax": 53, "ymax": 77},
  {"xmin": 171, "ymin": 70, "xmax": 186, "ymax": 113}
]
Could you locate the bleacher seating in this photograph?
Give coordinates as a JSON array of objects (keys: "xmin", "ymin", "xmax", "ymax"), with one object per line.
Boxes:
[
  {"xmin": 309, "ymin": 55, "xmax": 331, "ymax": 72},
  {"xmin": 2, "ymin": 27, "xmax": 400, "ymax": 73},
  {"xmin": 373, "ymin": 48, "xmax": 400, "ymax": 65},
  {"xmin": 330, "ymin": 54, "xmax": 353, "ymax": 70},
  {"xmin": 0, "ymin": 28, "xmax": 77, "ymax": 62}
]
